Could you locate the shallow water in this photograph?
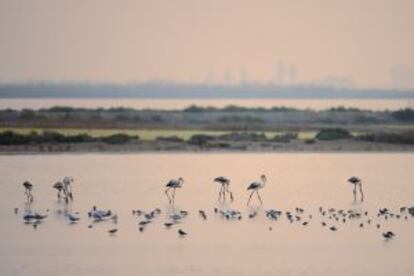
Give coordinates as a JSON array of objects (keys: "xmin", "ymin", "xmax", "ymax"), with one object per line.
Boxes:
[
  {"xmin": 0, "ymin": 153, "xmax": 414, "ymax": 276},
  {"xmin": 1, "ymin": 98, "xmax": 414, "ymax": 111}
]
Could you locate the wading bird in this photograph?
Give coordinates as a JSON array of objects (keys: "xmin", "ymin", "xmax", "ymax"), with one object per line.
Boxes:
[
  {"xmin": 165, "ymin": 177, "xmax": 184, "ymax": 204},
  {"xmin": 62, "ymin": 177, "xmax": 74, "ymax": 202},
  {"xmin": 347, "ymin": 176, "xmax": 364, "ymax": 202},
  {"xmin": 247, "ymin": 174, "xmax": 267, "ymax": 206},
  {"xmin": 53, "ymin": 182, "xmax": 64, "ymax": 199},
  {"xmin": 214, "ymin": 176, "xmax": 234, "ymax": 203},
  {"xmin": 22, "ymin": 181, "xmax": 34, "ymax": 202}
]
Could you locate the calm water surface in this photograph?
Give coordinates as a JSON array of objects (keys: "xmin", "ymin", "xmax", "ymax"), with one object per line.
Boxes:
[
  {"xmin": 0, "ymin": 98, "xmax": 413, "ymax": 110},
  {"xmin": 0, "ymin": 153, "xmax": 413, "ymax": 275}
]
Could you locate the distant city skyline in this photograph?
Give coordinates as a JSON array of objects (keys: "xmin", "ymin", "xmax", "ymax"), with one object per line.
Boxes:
[{"xmin": 1, "ymin": 0, "xmax": 413, "ymax": 89}]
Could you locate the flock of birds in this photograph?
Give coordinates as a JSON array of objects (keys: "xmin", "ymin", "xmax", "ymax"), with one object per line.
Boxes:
[{"xmin": 17, "ymin": 175, "xmax": 413, "ymax": 241}]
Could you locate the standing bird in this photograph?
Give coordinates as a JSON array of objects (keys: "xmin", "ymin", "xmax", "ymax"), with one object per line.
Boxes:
[
  {"xmin": 53, "ymin": 182, "xmax": 64, "ymax": 199},
  {"xmin": 214, "ymin": 176, "xmax": 234, "ymax": 203},
  {"xmin": 347, "ymin": 176, "xmax": 364, "ymax": 202},
  {"xmin": 22, "ymin": 181, "xmax": 34, "ymax": 202},
  {"xmin": 247, "ymin": 174, "xmax": 267, "ymax": 206},
  {"xmin": 165, "ymin": 177, "xmax": 184, "ymax": 204},
  {"xmin": 199, "ymin": 210, "xmax": 207, "ymax": 220},
  {"xmin": 62, "ymin": 176, "xmax": 74, "ymax": 202}
]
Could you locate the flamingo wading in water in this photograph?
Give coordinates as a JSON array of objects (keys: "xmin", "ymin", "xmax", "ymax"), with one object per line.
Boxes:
[
  {"xmin": 247, "ymin": 174, "xmax": 267, "ymax": 206},
  {"xmin": 52, "ymin": 177, "xmax": 74, "ymax": 203},
  {"xmin": 62, "ymin": 177, "xmax": 74, "ymax": 202},
  {"xmin": 347, "ymin": 176, "xmax": 364, "ymax": 202},
  {"xmin": 165, "ymin": 177, "xmax": 184, "ymax": 204},
  {"xmin": 53, "ymin": 182, "xmax": 64, "ymax": 199},
  {"xmin": 22, "ymin": 181, "xmax": 34, "ymax": 202},
  {"xmin": 214, "ymin": 176, "xmax": 234, "ymax": 203}
]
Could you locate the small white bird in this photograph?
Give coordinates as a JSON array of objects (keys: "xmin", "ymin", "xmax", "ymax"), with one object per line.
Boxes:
[
  {"xmin": 66, "ymin": 213, "xmax": 80, "ymax": 223},
  {"xmin": 89, "ymin": 206, "xmax": 111, "ymax": 221}
]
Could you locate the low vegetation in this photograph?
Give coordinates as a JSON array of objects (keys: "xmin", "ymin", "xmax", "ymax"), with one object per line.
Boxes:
[
  {"xmin": 358, "ymin": 131, "xmax": 414, "ymax": 145},
  {"xmin": 0, "ymin": 131, "xmax": 139, "ymax": 145},
  {"xmin": 316, "ymin": 128, "xmax": 352, "ymax": 141},
  {"xmin": 0, "ymin": 106, "xmax": 413, "ymax": 132},
  {"xmin": 0, "ymin": 105, "xmax": 413, "ymax": 150},
  {"xmin": 0, "ymin": 128, "xmax": 353, "ymax": 146}
]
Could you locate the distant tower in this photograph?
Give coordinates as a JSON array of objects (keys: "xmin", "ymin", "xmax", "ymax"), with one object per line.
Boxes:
[
  {"xmin": 205, "ymin": 71, "xmax": 215, "ymax": 85},
  {"xmin": 224, "ymin": 68, "xmax": 233, "ymax": 85},
  {"xmin": 288, "ymin": 64, "xmax": 297, "ymax": 85},
  {"xmin": 390, "ymin": 64, "xmax": 414, "ymax": 90},
  {"xmin": 274, "ymin": 61, "xmax": 285, "ymax": 85},
  {"xmin": 239, "ymin": 67, "xmax": 248, "ymax": 85}
]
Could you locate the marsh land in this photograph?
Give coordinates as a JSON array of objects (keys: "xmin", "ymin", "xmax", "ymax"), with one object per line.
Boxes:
[{"xmin": 0, "ymin": 105, "xmax": 413, "ymax": 152}]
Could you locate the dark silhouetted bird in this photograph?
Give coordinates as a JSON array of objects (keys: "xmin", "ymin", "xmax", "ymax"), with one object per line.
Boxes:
[
  {"xmin": 178, "ymin": 229, "xmax": 187, "ymax": 236},
  {"xmin": 108, "ymin": 228, "xmax": 118, "ymax": 235}
]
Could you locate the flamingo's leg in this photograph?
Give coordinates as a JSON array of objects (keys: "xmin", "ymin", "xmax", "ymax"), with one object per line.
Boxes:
[
  {"xmin": 218, "ymin": 185, "xmax": 224, "ymax": 202},
  {"xmin": 247, "ymin": 190, "xmax": 255, "ymax": 206},
  {"xmin": 165, "ymin": 188, "xmax": 172, "ymax": 204},
  {"xmin": 172, "ymin": 188, "xmax": 176, "ymax": 204},
  {"xmin": 226, "ymin": 186, "xmax": 234, "ymax": 202},
  {"xmin": 68, "ymin": 185, "xmax": 73, "ymax": 200},
  {"xmin": 28, "ymin": 191, "xmax": 33, "ymax": 202},
  {"xmin": 359, "ymin": 183, "xmax": 364, "ymax": 202},
  {"xmin": 353, "ymin": 185, "xmax": 357, "ymax": 202},
  {"xmin": 257, "ymin": 190, "xmax": 263, "ymax": 205},
  {"xmin": 63, "ymin": 189, "xmax": 68, "ymax": 202},
  {"xmin": 25, "ymin": 190, "xmax": 33, "ymax": 202}
]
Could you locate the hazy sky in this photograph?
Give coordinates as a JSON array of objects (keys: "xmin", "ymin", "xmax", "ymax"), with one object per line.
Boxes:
[{"xmin": 1, "ymin": 0, "xmax": 414, "ymax": 89}]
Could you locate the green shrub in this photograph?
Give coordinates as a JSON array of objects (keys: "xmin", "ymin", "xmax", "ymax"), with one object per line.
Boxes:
[
  {"xmin": 316, "ymin": 128, "xmax": 352, "ymax": 140},
  {"xmin": 20, "ymin": 109, "xmax": 37, "ymax": 120},
  {"xmin": 101, "ymin": 133, "xmax": 139, "ymax": 144},
  {"xmin": 183, "ymin": 105, "xmax": 206, "ymax": 113},
  {"xmin": 273, "ymin": 132, "xmax": 298, "ymax": 143},
  {"xmin": 358, "ymin": 131, "xmax": 414, "ymax": 145},
  {"xmin": 188, "ymin": 134, "xmax": 215, "ymax": 147},
  {"xmin": 305, "ymin": 138, "xmax": 316, "ymax": 144},
  {"xmin": 217, "ymin": 132, "xmax": 267, "ymax": 142},
  {"xmin": 391, "ymin": 108, "xmax": 414, "ymax": 122},
  {"xmin": 0, "ymin": 131, "xmax": 30, "ymax": 145}
]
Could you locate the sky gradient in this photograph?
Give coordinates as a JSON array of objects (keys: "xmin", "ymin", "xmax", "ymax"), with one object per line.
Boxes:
[{"xmin": 1, "ymin": 0, "xmax": 413, "ymax": 89}]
